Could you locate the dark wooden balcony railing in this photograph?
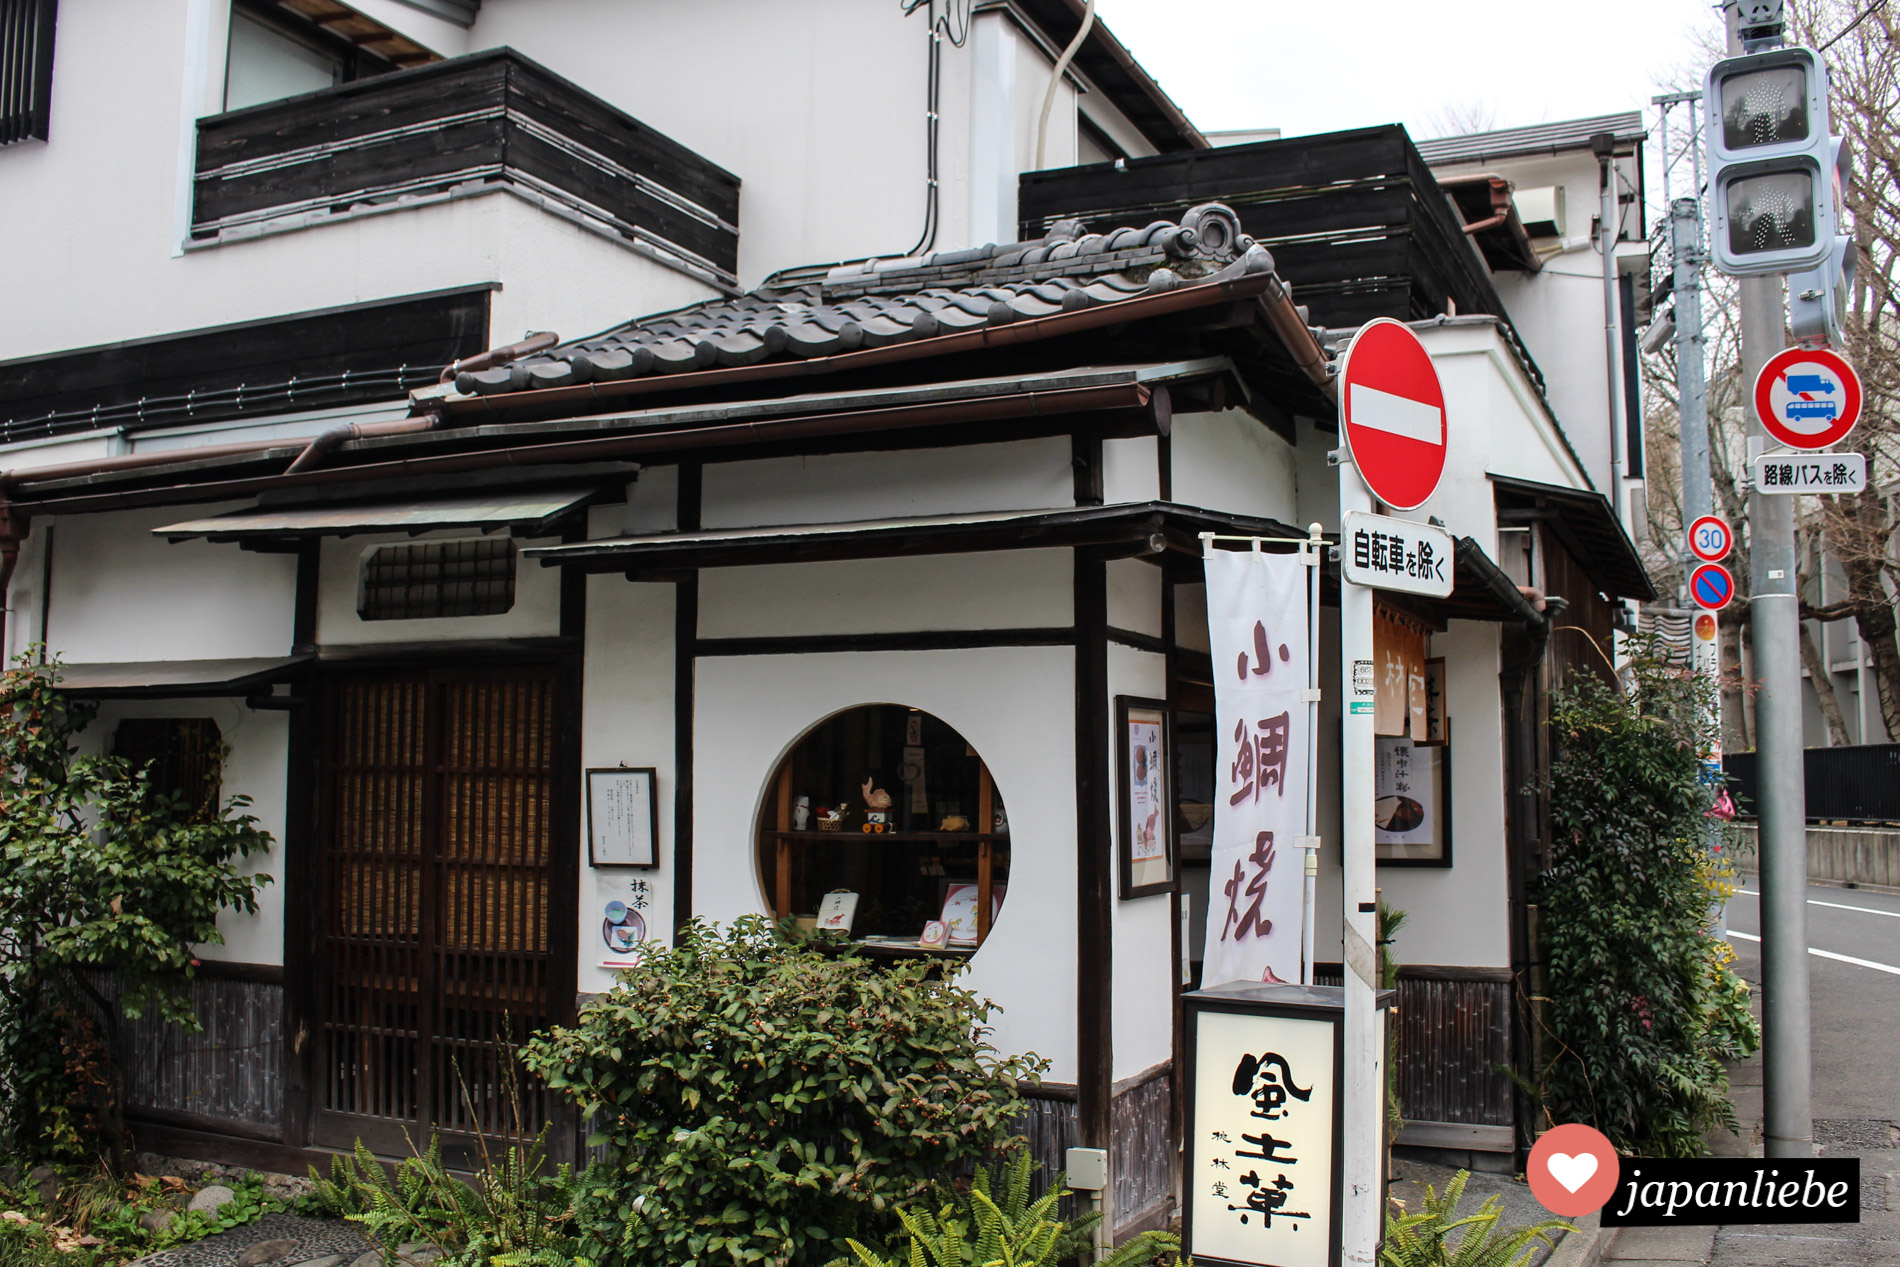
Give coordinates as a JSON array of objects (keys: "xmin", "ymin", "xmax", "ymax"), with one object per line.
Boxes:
[{"xmin": 192, "ymin": 48, "xmax": 740, "ymax": 290}]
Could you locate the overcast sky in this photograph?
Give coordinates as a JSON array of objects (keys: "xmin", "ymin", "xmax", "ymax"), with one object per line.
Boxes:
[{"xmin": 1092, "ymin": 0, "xmax": 1729, "ymax": 142}]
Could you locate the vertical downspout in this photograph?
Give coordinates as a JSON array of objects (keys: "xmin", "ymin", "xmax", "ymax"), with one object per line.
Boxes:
[
  {"xmin": 0, "ymin": 497, "xmax": 27, "ymax": 666},
  {"xmin": 1501, "ymin": 597, "xmax": 1561, "ymax": 1162},
  {"xmin": 1593, "ymin": 133, "xmax": 1630, "ymax": 529}
]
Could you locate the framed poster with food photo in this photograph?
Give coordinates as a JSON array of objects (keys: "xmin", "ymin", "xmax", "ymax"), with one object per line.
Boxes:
[
  {"xmin": 1117, "ymin": 696, "xmax": 1175, "ymax": 898},
  {"xmin": 1373, "ymin": 734, "xmax": 1451, "ymax": 866}
]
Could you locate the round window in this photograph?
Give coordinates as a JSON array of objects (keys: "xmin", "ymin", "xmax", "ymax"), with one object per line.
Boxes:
[{"xmin": 755, "ymin": 704, "xmax": 1009, "ymax": 953}]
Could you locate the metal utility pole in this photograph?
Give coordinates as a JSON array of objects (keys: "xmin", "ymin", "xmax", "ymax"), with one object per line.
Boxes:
[
  {"xmin": 1727, "ymin": 0, "xmax": 1813, "ymax": 1160},
  {"xmin": 1673, "ymin": 197, "xmax": 1713, "ymax": 535}
]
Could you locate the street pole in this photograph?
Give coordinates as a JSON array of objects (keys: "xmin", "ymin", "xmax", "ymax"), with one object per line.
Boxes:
[
  {"xmin": 1337, "ymin": 466, "xmax": 1381, "ymax": 1265},
  {"xmin": 1675, "ymin": 197, "xmax": 1713, "ymax": 538},
  {"xmin": 1728, "ymin": 0, "xmax": 1813, "ymax": 1162},
  {"xmin": 1671, "ymin": 194, "xmax": 1726, "ymax": 932}
]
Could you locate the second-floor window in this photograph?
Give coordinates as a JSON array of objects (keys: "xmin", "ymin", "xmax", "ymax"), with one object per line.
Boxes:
[
  {"xmin": 1, "ymin": 0, "xmax": 58, "ymax": 146},
  {"xmin": 223, "ymin": 1, "xmax": 401, "ymax": 112}
]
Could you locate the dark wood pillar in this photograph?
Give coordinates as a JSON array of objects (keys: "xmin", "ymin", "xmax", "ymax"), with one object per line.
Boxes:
[
  {"xmin": 1074, "ymin": 550, "xmax": 1112, "ymax": 1160},
  {"xmin": 280, "ymin": 541, "xmax": 320, "ymax": 1147},
  {"xmin": 672, "ymin": 462, "xmax": 702, "ymax": 937}
]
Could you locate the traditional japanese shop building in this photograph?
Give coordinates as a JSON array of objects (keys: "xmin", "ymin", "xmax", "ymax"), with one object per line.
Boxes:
[{"xmin": 0, "ymin": 189, "xmax": 1652, "ymax": 1236}]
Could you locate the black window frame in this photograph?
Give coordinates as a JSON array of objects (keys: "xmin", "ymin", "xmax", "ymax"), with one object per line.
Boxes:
[{"xmin": 1, "ymin": 0, "xmax": 58, "ymax": 147}]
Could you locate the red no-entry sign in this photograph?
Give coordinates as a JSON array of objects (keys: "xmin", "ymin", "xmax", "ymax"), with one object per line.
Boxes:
[
  {"xmin": 1754, "ymin": 347, "xmax": 1862, "ymax": 451},
  {"xmin": 1339, "ymin": 318, "xmax": 1447, "ymax": 511}
]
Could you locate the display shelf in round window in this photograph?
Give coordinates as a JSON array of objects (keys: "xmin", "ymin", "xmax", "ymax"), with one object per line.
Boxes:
[{"xmin": 754, "ymin": 705, "xmax": 1009, "ymax": 953}]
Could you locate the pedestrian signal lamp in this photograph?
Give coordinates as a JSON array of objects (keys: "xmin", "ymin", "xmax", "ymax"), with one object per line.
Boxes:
[{"xmin": 1705, "ymin": 46, "xmax": 1837, "ymax": 276}]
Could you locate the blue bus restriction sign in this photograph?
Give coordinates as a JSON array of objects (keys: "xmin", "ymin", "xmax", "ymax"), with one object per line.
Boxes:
[{"xmin": 1691, "ymin": 562, "xmax": 1735, "ymax": 611}]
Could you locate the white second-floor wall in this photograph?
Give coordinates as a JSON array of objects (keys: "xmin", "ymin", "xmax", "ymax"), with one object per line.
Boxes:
[
  {"xmin": 0, "ymin": 0, "xmax": 1170, "ymax": 373},
  {"xmin": 1428, "ymin": 147, "xmax": 1647, "ymax": 525}
]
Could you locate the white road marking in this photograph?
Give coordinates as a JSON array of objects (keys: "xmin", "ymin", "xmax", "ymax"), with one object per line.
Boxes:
[
  {"xmin": 1348, "ymin": 383, "xmax": 1442, "ymax": 444},
  {"xmin": 1729, "ymin": 889, "xmax": 1900, "ymax": 920},
  {"xmin": 1727, "ymin": 929, "xmax": 1900, "ymax": 976}
]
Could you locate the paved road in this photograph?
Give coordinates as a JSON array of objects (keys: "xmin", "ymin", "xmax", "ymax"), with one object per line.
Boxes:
[{"xmin": 1725, "ymin": 880, "xmax": 1900, "ymax": 1125}]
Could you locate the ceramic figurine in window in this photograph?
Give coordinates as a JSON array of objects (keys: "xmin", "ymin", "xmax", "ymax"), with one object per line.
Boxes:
[
  {"xmin": 862, "ymin": 776, "xmax": 893, "ymax": 834},
  {"xmin": 938, "ymin": 814, "xmax": 970, "ymax": 832},
  {"xmin": 993, "ymin": 805, "xmax": 1009, "ymax": 835},
  {"xmin": 792, "ymin": 795, "xmax": 810, "ymax": 831}
]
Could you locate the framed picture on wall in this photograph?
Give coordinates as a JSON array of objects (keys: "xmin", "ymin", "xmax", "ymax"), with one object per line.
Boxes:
[
  {"xmin": 1373, "ymin": 735, "xmax": 1451, "ymax": 867},
  {"xmin": 1117, "ymin": 696, "xmax": 1176, "ymax": 898},
  {"xmin": 588, "ymin": 767, "xmax": 659, "ymax": 868}
]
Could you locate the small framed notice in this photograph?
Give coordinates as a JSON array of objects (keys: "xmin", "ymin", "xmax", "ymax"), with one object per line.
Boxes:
[
  {"xmin": 1116, "ymin": 696, "xmax": 1176, "ymax": 898},
  {"xmin": 588, "ymin": 767, "xmax": 659, "ymax": 868}
]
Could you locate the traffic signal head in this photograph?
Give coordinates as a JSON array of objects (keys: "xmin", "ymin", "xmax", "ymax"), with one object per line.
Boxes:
[{"xmin": 1706, "ymin": 45, "xmax": 1836, "ymax": 275}]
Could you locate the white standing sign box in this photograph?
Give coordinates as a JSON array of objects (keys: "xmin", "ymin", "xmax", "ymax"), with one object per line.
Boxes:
[{"xmin": 1184, "ymin": 983, "xmax": 1393, "ymax": 1267}]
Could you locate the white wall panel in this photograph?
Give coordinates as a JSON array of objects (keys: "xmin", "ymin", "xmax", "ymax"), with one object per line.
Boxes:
[
  {"xmin": 1107, "ymin": 641, "xmax": 1172, "ymax": 1080},
  {"xmin": 1169, "ymin": 410, "xmax": 1298, "ymax": 522},
  {"xmin": 692, "ymin": 645, "xmax": 1078, "ymax": 1079},
  {"xmin": 701, "ymin": 438, "xmax": 1073, "ymax": 529},
  {"xmin": 698, "ymin": 550, "xmax": 1072, "ymax": 639},
  {"xmin": 47, "ymin": 505, "xmax": 296, "ymax": 664},
  {"xmin": 576, "ymin": 578, "xmax": 678, "ymax": 994}
]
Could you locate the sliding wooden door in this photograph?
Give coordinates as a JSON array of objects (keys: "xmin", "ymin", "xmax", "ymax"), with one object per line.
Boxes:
[{"xmin": 313, "ymin": 665, "xmax": 564, "ymax": 1153}]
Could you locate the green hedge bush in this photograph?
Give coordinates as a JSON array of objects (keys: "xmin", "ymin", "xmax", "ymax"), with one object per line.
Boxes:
[
  {"xmin": 1535, "ymin": 644, "xmax": 1759, "ymax": 1155},
  {"xmin": 522, "ymin": 917, "xmax": 1045, "ymax": 1267}
]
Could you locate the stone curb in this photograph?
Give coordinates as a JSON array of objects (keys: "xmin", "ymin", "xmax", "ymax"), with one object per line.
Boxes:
[{"xmin": 1541, "ymin": 1211, "xmax": 1607, "ymax": 1267}]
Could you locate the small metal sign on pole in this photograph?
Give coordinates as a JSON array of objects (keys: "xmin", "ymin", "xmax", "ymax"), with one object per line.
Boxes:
[{"xmin": 1750, "ymin": 450, "xmax": 1867, "ymax": 494}]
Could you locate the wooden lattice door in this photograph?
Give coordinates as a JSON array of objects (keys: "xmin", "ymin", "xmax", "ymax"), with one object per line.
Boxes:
[{"xmin": 315, "ymin": 666, "xmax": 560, "ymax": 1152}]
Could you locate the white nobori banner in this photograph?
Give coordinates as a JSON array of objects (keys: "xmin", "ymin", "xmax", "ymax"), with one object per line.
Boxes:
[{"xmin": 1202, "ymin": 548, "xmax": 1312, "ymax": 988}]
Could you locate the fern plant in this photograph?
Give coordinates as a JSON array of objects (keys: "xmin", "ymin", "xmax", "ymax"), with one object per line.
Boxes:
[
  {"xmin": 1380, "ymin": 1171, "xmax": 1570, "ymax": 1267},
  {"xmin": 837, "ymin": 1149, "xmax": 1187, "ymax": 1267}
]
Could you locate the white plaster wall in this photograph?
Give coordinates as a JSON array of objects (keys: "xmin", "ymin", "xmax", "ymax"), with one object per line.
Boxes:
[
  {"xmin": 576, "ymin": 574, "xmax": 678, "ymax": 995},
  {"xmin": 2, "ymin": 527, "xmax": 50, "ymax": 666},
  {"xmin": 1102, "ymin": 435, "xmax": 1160, "ymax": 505},
  {"xmin": 80, "ymin": 697, "xmax": 289, "ymax": 966},
  {"xmin": 468, "ymin": 1, "xmax": 1159, "ymax": 284},
  {"xmin": 1430, "ymin": 148, "xmax": 1642, "ymax": 503},
  {"xmin": 0, "ymin": 0, "xmax": 718, "ymax": 362},
  {"xmin": 1362, "ymin": 620, "xmax": 1509, "ymax": 968},
  {"xmin": 692, "ymin": 645, "xmax": 1079, "ymax": 1079},
  {"xmin": 1107, "ymin": 641, "xmax": 1172, "ymax": 1081},
  {"xmin": 315, "ymin": 529, "xmax": 562, "ymax": 646},
  {"xmin": 700, "ymin": 438, "xmax": 1074, "ymax": 529},
  {"xmin": 618, "ymin": 465, "xmax": 681, "ymax": 536},
  {"xmin": 45, "ymin": 505, "xmax": 297, "ymax": 664},
  {"xmin": 1105, "ymin": 557, "xmax": 1162, "ymax": 639},
  {"xmin": 1169, "ymin": 410, "xmax": 1298, "ymax": 522},
  {"xmin": 699, "ymin": 550, "xmax": 1073, "ymax": 639}
]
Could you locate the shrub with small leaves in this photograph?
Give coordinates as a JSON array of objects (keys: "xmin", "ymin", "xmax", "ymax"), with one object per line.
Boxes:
[
  {"xmin": 0, "ymin": 653, "xmax": 273, "ymax": 1171},
  {"xmin": 1534, "ymin": 642, "xmax": 1760, "ymax": 1155},
  {"xmin": 522, "ymin": 916, "xmax": 1047, "ymax": 1267}
]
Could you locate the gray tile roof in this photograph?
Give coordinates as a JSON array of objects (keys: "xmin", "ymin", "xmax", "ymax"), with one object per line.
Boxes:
[
  {"xmin": 453, "ymin": 203, "xmax": 1274, "ymax": 396},
  {"xmin": 1413, "ymin": 111, "xmax": 1646, "ymax": 167}
]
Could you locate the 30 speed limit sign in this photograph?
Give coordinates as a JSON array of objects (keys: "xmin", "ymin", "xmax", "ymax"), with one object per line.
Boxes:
[{"xmin": 1688, "ymin": 515, "xmax": 1733, "ymax": 564}]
